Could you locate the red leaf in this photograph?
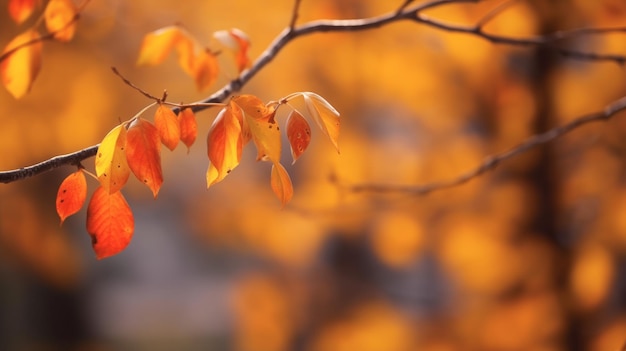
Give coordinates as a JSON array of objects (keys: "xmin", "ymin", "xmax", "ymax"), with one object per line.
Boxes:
[
  {"xmin": 286, "ymin": 110, "xmax": 311, "ymax": 164},
  {"xmin": 213, "ymin": 28, "xmax": 251, "ymax": 73},
  {"xmin": 44, "ymin": 0, "xmax": 77, "ymax": 42},
  {"xmin": 271, "ymin": 163, "xmax": 293, "ymax": 206},
  {"xmin": 86, "ymin": 186, "xmax": 134, "ymax": 259},
  {"xmin": 154, "ymin": 104, "xmax": 180, "ymax": 151},
  {"xmin": 56, "ymin": 169, "xmax": 87, "ymax": 224},
  {"xmin": 9, "ymin": 0, "xmax": 38, "ymax": 24},
  {"xmin": 1, "ymin": 29, "xmax": 43, "ymax": 99},
  {"xmin": 177, "ymin": 107, "xmax": 197, "ymax": 152},
  {"xmin": 95, "ymin": 124, "xmax": 130, "ymax": 194},
  {"xmin": 126, "ymin": 118, "xmax": 163, "ymax": 198},
  {"xmin": 206, "ymin": 106, "xmax": 244, "ymax": 187}
]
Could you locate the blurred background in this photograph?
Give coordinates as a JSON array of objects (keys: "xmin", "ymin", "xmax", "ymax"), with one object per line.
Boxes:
[{"xmin": 2, "ymin": 0, "xmax": 626, "ymax": 350}]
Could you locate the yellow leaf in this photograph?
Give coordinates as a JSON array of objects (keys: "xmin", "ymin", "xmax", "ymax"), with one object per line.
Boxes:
[
  {"xmin": 154, "ymin": 104, "xmax": 180, "ymax": 151},
  {"xmin": 95, "ymin": 124, "xmax": 130, "ymax": 194},
  {"xmin": 9, "ymin": 0, "xmax": 38, "ymax": 24},
  {"xmin": 44, "ymin": 0, "xmax": 77, "ymax": 42},
  {"xmin": 271, "ymin": 163, "xmax": 293, "ymax": 206},
  {"xmin": 232, "ymin": 95, "xmax": 281, "ymax": 163},
  {"xmin": 136, "ymin": 26, "xmax": 182, "ymax": 66},
  {"xmin": 1, "ymin": 29, "xmax": 42, "ymax": 99},
  {"xmin": 86, "ymin": 186, "xmax": 134, "ymax": 259},
  {"xmin": 302, "ymin": 92, "xmax": 340, "ymax": 153},
  {"xmin": 206, "ymin": 106, "xmax": 244, "ymax": 187},
  {"xmin": 56, "ymin": 170, "xmax": 87, "ymax": 224},
  {"xmin": 126, "ymin": 118, "xmax": 163, "ymax": 198}
]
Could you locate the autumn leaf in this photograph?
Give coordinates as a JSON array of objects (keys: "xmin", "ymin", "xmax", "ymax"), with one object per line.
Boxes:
[
  {"xmin": 213, "ymin": 28, "xmax": 251, "ymax": 73},
  {"xmin": 154, "ymin": 104, "xmax": 180, "ymax": 151},
  {"xmin": 290, "ymin": 92, "xmax": 340, "ymax": 153},
  {"xmin": 177, "ymin": 107, "xmax": 197, "ymax": 152},
  {"xmin": 136, "ymin": 26, "xmax": 182, "ymax": 66},
  {"xmin": 95, "ymin": 124, "xmax": 130, "ymax": 194},
  {"xmin": 9, "ymin": 0, "xmax": 38, "ymax": 24},
  {"xmin": 86, "ymin": 186, "xmax": 134, "ymax": 259},
  {"xmin": 286, "ymin": 110, "xmax": 311, "ymax": 164},
  {"xmin": 126, "ymin": 118, "xmax": 163, "ymax": 198},
  {"xmin": 206, "ymin": 105, "xmax": 244, "ymax": 187},
  {"xmin": 190, "ymin": 49, "xmax": 219, "ymax": 91},
  {"xmin": 56, "ymin": 169, "xmax": 87, "ymax": 224},
  {"xmin": 271, "ymin": 163, "xmax": 293, "ymax": 206},
  {"xmin": 44, "ymin": 0, "xmax": 78, "ymax": 42},
  {"xmin": 233, "ymin": 95, "xmax": 281, "ymax": 163},
  {"xmin": 1, "ymin": 29, "xmax": 43, "ymax": 99}
]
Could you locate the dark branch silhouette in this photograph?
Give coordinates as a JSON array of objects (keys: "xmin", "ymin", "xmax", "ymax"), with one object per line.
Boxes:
[{"xmin": 2, "ymin": 0, "xmax": 626, "ymax": 187}]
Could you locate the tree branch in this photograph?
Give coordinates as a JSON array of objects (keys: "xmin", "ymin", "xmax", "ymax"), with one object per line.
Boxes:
[
  {"xmin": 345, "ymin": 96, "xmax": 626, "ymax": 195},
  {"xmin": 2, "ymin": 0, "xmax": 626, "ymax": 184}
]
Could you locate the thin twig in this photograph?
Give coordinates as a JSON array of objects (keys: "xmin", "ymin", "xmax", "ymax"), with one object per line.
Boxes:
[
  {"xmin": 346, "ymin": 96, "xmax": 626, "ymax": 195},
  {"xmin": 111, "ymin": 67, "xmax": 161, "ymax": 101},
  {"xmin": 475, "ymin": 0, "xmax": 520, "ymax": 29},
  {"xmin": 289, "ymin": 0, "xmax": 303, "ymax": 30},
  {"xmin": 2, "ymin": 0, "xmax": 626, "ymax": 183}
]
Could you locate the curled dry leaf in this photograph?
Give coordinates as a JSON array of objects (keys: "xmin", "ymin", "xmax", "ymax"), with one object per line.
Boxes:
[
  {"xmin": 9, "ymin": 0, "xmax": 38, "ymax": 24},
  {"xmin": 213, "ymin": 28, "xmax": 251, "ymax": 73},
  {"xmin": 44, "ymin": 0, "xmax": 78, "ymax": 42},
  {"xmin": 95, "ymin": 124, "xmax": 130, "ymax": 194},
  {"xmin": 1, "ymin": 29, "xmax": 43, "ymax": 99},
  {"xmin": 302, "ymin": 92, "xmax": 341, "ymax": 153},
  {"xmin": 177, "ymin": 108, "xmax": 197, "ymax": 152},
  {"xmin": 86, "ymin": 186, "xmax": 134, "ymax": 259},
  {"xmin": 56, "ymin": 169, "xmax": 87, "ymax": 224},
  {"xmin": 286, "ymin": 110, "xmax": 311, "ymax": 164},
  {"xmin": 206, "ymin": 105, "xmax": 244, "ymax": 187},
  {"xmin": 126, "ymin": 118, "xmax": 163, "ymax": 198},
  {"xmin": 271, "ymin": 163, "xmax": 293, "ymax": 207},
  {"xmin": 154, "ymin": 104, "xmax": 180, "ymax": 151}
]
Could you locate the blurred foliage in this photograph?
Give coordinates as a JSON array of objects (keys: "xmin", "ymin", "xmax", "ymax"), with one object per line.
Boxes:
[{"xmin": 2, "ymin": 0, "xmax": 626, "ymax": 350}]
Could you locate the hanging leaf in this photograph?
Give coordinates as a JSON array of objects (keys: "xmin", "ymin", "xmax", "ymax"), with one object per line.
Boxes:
[
  {"xmin": 154, "ymin": 104, "xmax": 180, "ymax": 151},
  {"xmin": 190, "ymin": 49, "xmax": 219, "ymax": 91},
  {"xmin": 126, "ymin": 118, "xmax": 163, "ymax": 198},
  {"xmin": 9, "ymin": 0, "xmax": 38, "ymax": 24},
  {"xmin": 297, "ymin": 92, "xmax": 340, "ymax": 153},
  {"xmin": 286, "ymin": 110, "xmax": 311, "ymax": 164},
  {"xmin": 232, "ymin": 95, "xmax": 280, "ymax": 163},
  {"xmin": 1, "ymin": 29, "xmax": 43, "ymax": 99},
  {"xmin": 206, "ymin": 106, "xmax": 244, "ymax": 187},
  {"xmin": 56, "ymin": 169, "xmax": 87, "ymax": 224},
  {"xmin": 86, "ymin": 186, "xmax": 134, "ymax": 259},
  {"xmin": 178, "ymin": 107, "xmax": 197, "ymax": 152},
  {"xmin": 213, "ymin": 28, "xmax": 251, "ymax": 73},
  {"xmin": 95, "ymin": 124, "xmax": 130, "ymax": 194},
  {"xmin": 44, "ymin": 0, "xmax": 78, "ymax": 42},
  {"xmin": 270, "ymin": 163, "xmax": 293, "ymax": 206},
  {"xmin": 136, "ymin": 26, "xmax": 182, "ymax": 66}
]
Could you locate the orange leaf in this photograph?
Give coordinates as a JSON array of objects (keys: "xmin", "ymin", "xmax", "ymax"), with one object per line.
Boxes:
[
  {"xmin": 155, "ymin": 104, "xmax": 180, "ymax": 151},
  {"xmin": 213, "ymin": 28, "xmax": 251, "ymax": 73},
  {"xmin": 271, "ymin": 163, "xmax": 293, "ymax": 206},
  {"xmin": 95, "ymin": 124, "xmax": 130, "ymax": 194},
  {"xmin": 126, "ymin": 118, "xmax": 163, "ymax": 198},
  {"xmin": 190, "ymin": 49, "xmax": 219, "ymax": 91},
  {"xmin": 286, "ymin": 110, "xmax": 311, "ymax": 164},
  {"xmin": 232, "ymin": 95, "xmax": 280, "ymax": 163},
  {"xmin": 206, "ymin": 106, "xmax": 244, "ymax": 187},
  {"xmin": 86, "ymin": 186, "xmax": 134, "ymax": 259},
  {"xmin": 1, "ymin": 29, "xmax": 42, "ymax": 99},
  {"xmin": 300, "ymin": 92, "xmax": 340, "ymax": 153},
  {"xmin": 44, "ymin": 0, "xmax": 77, "ymax": 42},
  {"xmin": 56, "ymin": 169, "xmax": 87, "ymax": 224},
  {"xmin": 9, "ymin": 0, "xmax": 38, "ymax": 24},
  {"xmin": 136, "ymin": 25, "xmax": 182, "ymax": 66},
  {"xmin": 177, "ymin": 107, "xmax": 197, "ymax": 152}
]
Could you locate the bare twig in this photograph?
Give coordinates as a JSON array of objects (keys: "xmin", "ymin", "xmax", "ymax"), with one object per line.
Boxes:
[
  {"xmin": 2, "ymin": 0, "xmax": 626, "ymax": 183},
  {"xmin": 345, "ymin": 96, "xmax": 626, "ymax": 195},
  {"xmin": 289, "ymin": 0, "xmax": 303, "ymax": 30},
  {"xmin": 475, "ymin": 0, "xmax": 520, "ymax": 29},
  {"xmin": 111, "ymin": 67, "xmax": 161, "ymax": 102}
]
